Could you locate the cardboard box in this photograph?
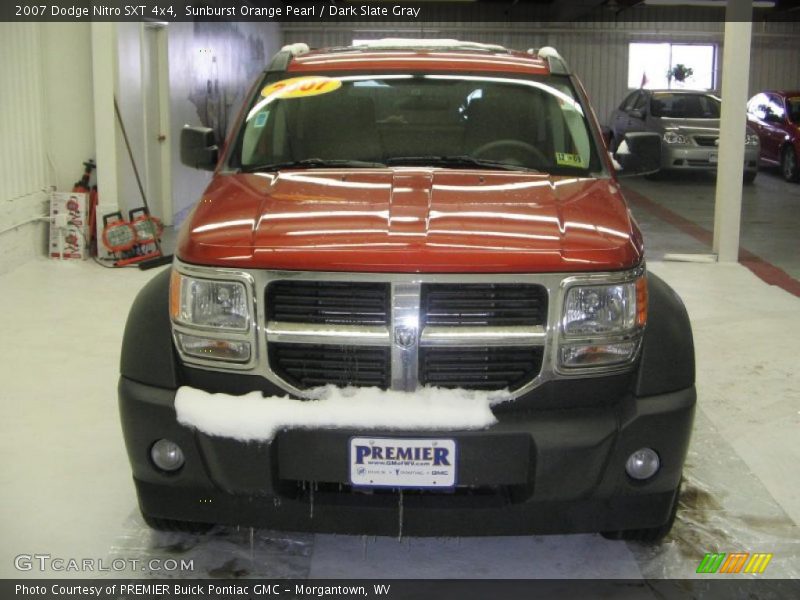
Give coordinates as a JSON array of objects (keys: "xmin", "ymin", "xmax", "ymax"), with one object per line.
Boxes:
[{"xmin": 49, "ymin": 191, "xmax": 88, "ymax": 260}]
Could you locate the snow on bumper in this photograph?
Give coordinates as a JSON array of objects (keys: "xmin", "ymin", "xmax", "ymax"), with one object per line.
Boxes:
[{"xmin": 175, "ymin": 385, "xmax": 507, "ymax": 442}]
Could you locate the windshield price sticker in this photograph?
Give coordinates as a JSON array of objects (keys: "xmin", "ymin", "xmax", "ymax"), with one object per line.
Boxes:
[
  {"xmin": 261, "ymin": 77, "xmax": 342, "ymax": 100},
  {"xmin": 350, "ymin": 437, "xmax": 457, "ymax": 488}
]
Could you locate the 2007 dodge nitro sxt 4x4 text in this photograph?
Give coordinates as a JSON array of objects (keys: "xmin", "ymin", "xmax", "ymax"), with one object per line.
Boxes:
[{"xmin": 119, "ymin": 40, "xmax": 695, "ymax": 542}]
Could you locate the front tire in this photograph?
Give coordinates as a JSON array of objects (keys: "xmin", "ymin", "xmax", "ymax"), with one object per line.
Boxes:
[
  {"xmin": 600, "ymin": 484, "xmax": 680, "ymax": 543},
  {"xmin": 782, "ymin": 146, "xmax": 799, "ymax": 182}
]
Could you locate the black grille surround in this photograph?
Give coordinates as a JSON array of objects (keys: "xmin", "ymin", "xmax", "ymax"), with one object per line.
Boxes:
[
  {"xmin": 269, "ymin": 343, "xmax": 391, "ymax": 390},
  {"xmin": 420, "ymin": 346, "xmax": 544, "ymax": 391},
  {"xmin": 420, "ymin": 283, "xmax": 547, "ymax": 327},
  {"xmin": 267, "ymin": 280, "xmax": 390, "ymax": 326}
]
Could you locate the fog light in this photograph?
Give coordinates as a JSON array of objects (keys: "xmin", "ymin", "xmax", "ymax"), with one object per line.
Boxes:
[
  {"xmin": 625, "ymin": 447, "xmax": 660, "ymax": 480},
  {"xmin": 150, "ymin": 439, "xmax": 185, "ymax": 472}
]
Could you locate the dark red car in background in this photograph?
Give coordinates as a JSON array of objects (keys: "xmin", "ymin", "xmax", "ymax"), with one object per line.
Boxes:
[{"xmin": 747, "ymin": 90, "xmax": 800, "ymax": 182}]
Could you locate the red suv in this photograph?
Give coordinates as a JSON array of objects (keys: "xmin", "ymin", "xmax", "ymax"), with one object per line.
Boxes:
[
  {"xmin": 119, "ymin": 40, "xmax": 695, "ymax": 542},
  {"xmin": 747, "ymin": 91, "xmax": 800, "ymax": 182}
]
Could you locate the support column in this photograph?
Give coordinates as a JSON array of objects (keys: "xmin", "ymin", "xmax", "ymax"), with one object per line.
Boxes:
[
  {"xmin": 713, "ymin": 0, "xmax": 753, "ymax": 262},
  {"xmin": 91, "ymin": 22, "xmax": 120, "ymax": 208}
]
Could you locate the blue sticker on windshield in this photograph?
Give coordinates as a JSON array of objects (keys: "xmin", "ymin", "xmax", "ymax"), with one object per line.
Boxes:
[{"xmin": 254, "ymin": 112, "xmax": 268, "ymax": 128}]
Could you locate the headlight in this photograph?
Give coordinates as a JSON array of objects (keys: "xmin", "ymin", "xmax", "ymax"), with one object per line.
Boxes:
[
  {"xmin": 662, "ymin": 131, "xmax": 688, "ymax": 145},
  {"xmin": 563, "ymin": 283, "xmax": 637, "ymax": 336},
  {"xmin": 170, "ymin": 270, "xmax": 250, "ymax": 330},
  {"xmin": 558, "ymin": 273, "xmax": 647, "ymax": 371},
  {"xmin": 169, "ymin": 267, "xmax": 255, "ymax": 367},
  {"xmin": 745, "ymin": 133, "xmax": 760, "ymax": 146}
]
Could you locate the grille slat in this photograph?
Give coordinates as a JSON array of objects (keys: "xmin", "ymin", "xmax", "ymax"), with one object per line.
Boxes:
[
  {"xmin": 419, "ymin": 347, "xmax": 543, "ymax": 391},
  {"xmin": 268, "ymin": 281, "xmax": 390, "ymax": 326},
  {"xmin": 269, "ymin": 343, "xmax": 391, "ymax": 390},
  {"xmin": 421, "ymin": 284, "xmax": 547, "ymax": 327}
]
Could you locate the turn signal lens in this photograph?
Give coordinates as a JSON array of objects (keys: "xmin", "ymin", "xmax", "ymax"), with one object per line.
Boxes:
[
  {"xmin": 636, "ymin": 274, "xmax": 648, "ymax": 328},
  {"xmin": 169, "ymin": 269, "xmax": 181, "ymax": 321},
  {"xmin": 176, "ymin": 333, "xmax": 251, "ymax": 363}
]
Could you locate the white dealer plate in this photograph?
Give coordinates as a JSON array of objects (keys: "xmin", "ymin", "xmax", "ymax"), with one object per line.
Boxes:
[{"xmin": 349, "ymin": 437, "xmax": 457, "ymax": 489}]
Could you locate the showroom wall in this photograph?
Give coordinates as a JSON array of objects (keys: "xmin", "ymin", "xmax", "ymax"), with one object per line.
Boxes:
[
  {"xmin": 0, "ymin": 23, "xmax": 95, "ymax": 275},
  {"xmin": 113, "ymin": 21, "xmax": 281, "ymax": 227},
  {"xmin": 168, "ymin": 21, "xmax": 282, "ymax": 225},
  {"xmin": 281, "ymin": 16, "xmax": 800, "ymax": 127}
]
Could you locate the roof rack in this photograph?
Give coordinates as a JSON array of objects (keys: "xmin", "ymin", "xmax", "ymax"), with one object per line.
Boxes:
[
  {"xmin": 266, "ymin": 43, "xmax": 311, "ymax": 73},
  {"xmin": 352, "ymin": 38, "xmax": 509, "ymax": 52},
  {"xmin": 527, "ymin": 46, "xmax": 570, "ymax": 75},
  {"xmin": 281, "ymin": 43, "xmax": 310, "ymax": 57}
]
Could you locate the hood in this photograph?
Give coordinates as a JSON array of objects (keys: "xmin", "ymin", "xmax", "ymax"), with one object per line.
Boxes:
[{"xmin": 177, "ymin": 169, "xmax": 643, "ymax": 273}]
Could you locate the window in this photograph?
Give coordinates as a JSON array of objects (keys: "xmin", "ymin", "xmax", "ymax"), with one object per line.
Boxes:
[
  {"xmin": 628, "ymin": 43, "xmax": 716, "ymax": 90},
  {"xmin": 650, "ymin": 92, "xmax": 720, "ymax": 119}
]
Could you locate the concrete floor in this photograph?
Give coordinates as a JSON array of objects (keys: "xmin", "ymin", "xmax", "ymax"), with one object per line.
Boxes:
[
  {"xmin": 623, "ymin": 168, "xmax": 800, "ymax": 284},
  {"xmin": 0, "ymin": 170, "xmax": 799, "ymax": 585}
]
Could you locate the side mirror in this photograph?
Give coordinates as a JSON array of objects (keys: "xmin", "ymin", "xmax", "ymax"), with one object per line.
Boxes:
[
  {"xmin": 613, "ymin": 132, "xmax": 661, "ymax": 177},
  {"xmin": 180, "ymin": 126, "xmax": 218, "ymax": 170},
  {"xmin": 628, "ymin": 108, "xmax": 645, "ymax": 120}
]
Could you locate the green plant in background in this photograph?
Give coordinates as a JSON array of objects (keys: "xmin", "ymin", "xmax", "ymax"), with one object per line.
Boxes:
[{"xmin": 667, "ymin": 64, "xmax": 694, "ymax": 85}]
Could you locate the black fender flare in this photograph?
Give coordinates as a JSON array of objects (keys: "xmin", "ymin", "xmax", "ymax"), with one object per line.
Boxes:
[
  {"xmin": 635, "ymin": 272, "xmax": 695, "ymax": 396},
  {"xmin": 120, "ymin": 267, "xmax": 179, "ymax": 389}
]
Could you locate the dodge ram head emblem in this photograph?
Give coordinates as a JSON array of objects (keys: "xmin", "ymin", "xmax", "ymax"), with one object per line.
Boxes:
[{"xmin": 394, "ymin": 326, "xmax": 417, "ymax": 348}]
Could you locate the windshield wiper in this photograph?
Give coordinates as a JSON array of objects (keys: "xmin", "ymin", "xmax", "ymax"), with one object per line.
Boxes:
[
  {"xmin": 385, "ymin": 155, "xmax": 538, "ymax": 172},
  {"xmin": 241, "ymin": 158, "xmax": 386, "ymax": 172}
]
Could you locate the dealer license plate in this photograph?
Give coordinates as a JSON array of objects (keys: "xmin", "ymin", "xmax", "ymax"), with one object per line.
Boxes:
[
  {"xmin": 709, "ymin": 153, "xmax": 718, "ymax": 164},
  {"xmin": 349, "ymin": 437, "xmax": 457, "ymax": 489}
]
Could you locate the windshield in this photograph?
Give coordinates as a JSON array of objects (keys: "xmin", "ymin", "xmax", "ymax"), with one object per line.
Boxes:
[
  {"xmin": 231, "ymin": 73, "xmax": 600, "ymax": 175},
  {"xmin": 650, "ymin": 93, "xmax": 721, "ymax": 119}
]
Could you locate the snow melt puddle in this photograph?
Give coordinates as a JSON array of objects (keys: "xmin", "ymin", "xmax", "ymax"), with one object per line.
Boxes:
[{"xmin": 175, "ymin": 385, "xmax": 507, "ymax": 442}]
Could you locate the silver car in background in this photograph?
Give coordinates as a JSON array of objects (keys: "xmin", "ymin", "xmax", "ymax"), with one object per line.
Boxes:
[{"xmin": 608, "ymin": 89, "xmax": 760, "ymax": 183}]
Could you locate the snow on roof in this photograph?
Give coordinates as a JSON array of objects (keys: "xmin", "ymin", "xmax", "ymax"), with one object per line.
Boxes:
[
  {"xmin": 175, "ymin": 385, "xmax": 508, "ymax": 442},
  {"xmin": 352, "ymin": 38, "xmax": 508, "ymax": 52}
]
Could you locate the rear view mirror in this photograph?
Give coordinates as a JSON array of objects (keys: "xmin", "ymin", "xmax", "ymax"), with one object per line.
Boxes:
[
  {"xmin": 180, "ymin": 126, "xmax": 218, "ymax": 171},
  {"xmin": 614, "ymin": 132, "xmax": 661, "ymax": 177}
]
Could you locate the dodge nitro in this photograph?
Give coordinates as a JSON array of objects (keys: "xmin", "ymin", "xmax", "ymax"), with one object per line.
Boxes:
[{"xmin": 119, "ymin": 40, "xmax": 695, "ymax": 542}]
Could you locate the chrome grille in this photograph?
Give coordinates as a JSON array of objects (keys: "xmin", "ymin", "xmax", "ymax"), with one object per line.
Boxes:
[{"xmin": 266, "ymin": 279, "xmax": 547, "ymax": 392}]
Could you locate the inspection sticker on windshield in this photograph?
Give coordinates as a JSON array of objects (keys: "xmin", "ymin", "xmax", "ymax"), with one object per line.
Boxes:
[
  {"xmin": 261, "ymin": 76, "xmax": 342, "ymax": 99},
  {"xmin": 555, "ymin": 152, "xmax": 585, "ymax": 167},
  {"xmin": 349, "ymin": 437, "xmax": 457, "ymax": 489}
]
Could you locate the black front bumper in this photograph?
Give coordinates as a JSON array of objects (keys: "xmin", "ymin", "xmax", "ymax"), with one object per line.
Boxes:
[{"xmin": 119, "ymin": 376, "xmax": 695, "ymax": 536}]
